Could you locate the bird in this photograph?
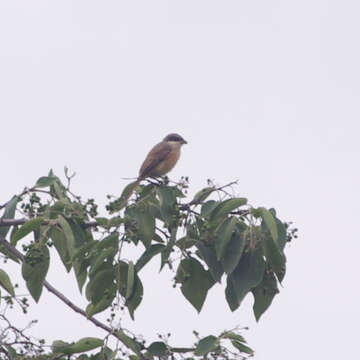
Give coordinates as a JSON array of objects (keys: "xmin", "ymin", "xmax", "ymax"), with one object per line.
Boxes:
[{"xmin": 119, "ymin": 133, "xmax": 187, "ymax": 209}]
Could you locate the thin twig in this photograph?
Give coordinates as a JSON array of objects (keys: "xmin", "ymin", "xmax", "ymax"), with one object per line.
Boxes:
[
  {"xmin": 216, "ymin": 180, "xmax": 239, "ymax": 191},
  {"xmin": 155, "ymin": 226, "xmax": 169, "ymax": 239}
]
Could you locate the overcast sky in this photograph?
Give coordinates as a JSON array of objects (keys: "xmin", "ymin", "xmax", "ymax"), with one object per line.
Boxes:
[{"xmin": 1, "ymin": 1, "xmax": 360, "ymax": 359}]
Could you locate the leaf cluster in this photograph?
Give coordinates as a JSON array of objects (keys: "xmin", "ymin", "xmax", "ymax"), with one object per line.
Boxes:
[{"xmin": 0, "ymin": 170, "xmax": 295, "ymax": 359}]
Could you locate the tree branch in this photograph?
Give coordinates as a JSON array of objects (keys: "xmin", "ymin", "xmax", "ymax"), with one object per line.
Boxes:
[
  {"xmin": 0, "ymin": 181, "xmax": 244, "ymax": 228},
  {"xmin": 0, "ymin": 233, "xmax": 141, "ymax": 357}
]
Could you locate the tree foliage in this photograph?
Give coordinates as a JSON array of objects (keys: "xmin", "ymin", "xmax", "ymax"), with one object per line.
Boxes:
[{"xmin": 0, "ymin": 169, "xmax": 297, "ymax": 359}]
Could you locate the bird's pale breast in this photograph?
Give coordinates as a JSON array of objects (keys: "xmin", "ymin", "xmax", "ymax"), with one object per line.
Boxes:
[{"xmin": 151, "ymin": 148, "xmax": 180, "ymax": 176}]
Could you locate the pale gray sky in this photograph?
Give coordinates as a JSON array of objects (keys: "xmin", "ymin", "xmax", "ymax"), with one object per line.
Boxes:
[{"xmin": 1, "ymin": 1, "xmax": 360, "ymax": 359}]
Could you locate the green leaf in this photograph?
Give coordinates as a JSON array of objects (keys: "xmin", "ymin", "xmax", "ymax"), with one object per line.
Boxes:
[
  {"xmin": 52, "ymin": 338, "xmax": 103, "ymax": 355},
  {"xmin": 194, "ymin": 335, "xmax": 219, "ymax": 356},
  {"xmin": 85, "ymin": 294, "xmax": 114, "ymax": 317},
  {"xmin": 136, "ymin": 205, "xmax": 155, "ymax": 248},
  {"xmin": 49, "ymin": 201, "xmax": 66, "ymax": 218},
  {"xmin": 95, "ymin": 217, "xmax": 109, "ymax": 227},
  {"xmin": 276, "ymin": 217, "xmax": 287, "ymax": 250},
  {"xmin": 67, "ymin": 218, "xmax": 91, "ymax": 249},
  {"xmin": 220, "ymin": 225, "xmax": 245, "ymax": 274},
  {"xmin": 9, "ymin": 225, "xmax": 18, "ymax": 245},
  {"xmin": 0, "ymin": 268, "xmax": 15, "ymax": 296},
  {"xmin": 52, "ymin": 181, "xmax": 67, "ymax": 201},
  {"xmin": 57, "ymin": 215, "xmax": 76, "ymax": 257},
  {"xmin": 225, "ymin": 246, "xmax": 265, "ymax": 311},
  {"xmin": 252, "ymin": 271, "xmax": 279, "ymax": 321},
  {"xmin": 138, "ymin": 183, "xmax": 156, "ymax": 199},
  {"xmin": 258, "ymin": 210, "xmax": 286, "ymax": 281},
  {"xmin": 262, "ymin": 227, "xmax": 286, "ymax": 281},
  {"xmin": 68, "ymin": 337, "xmax": 104, "ymax": 354},
  {"xmin": 22, "ymin": 244, "xmax": 50, "ymax": 302},
  {"xmin": 276, "ymin": 264, "xmax": 286, "ymax": 283},
  {"xmin": 73, "ymin": 258, "xmax": 88, "ymax": 293},
  {"xmin": 259, "ymin": 207, "xmax": 278, "ymax": 242},
  {"xmin": 126, "ymin": 261, "xmax": 135, "ymax": 300},
  {"xmin": 176, "ymin": 236, "xmax": 196, "ymax": 250},
  {"xmin": 231, "ymin": 340, "xmax": 254, "ymax": 355},
  {"xmin": 11, "ymin": 217, "xmax": 44, "ymax": 245},
  {"xmin": 215, "ymin": 217, "xmax": 237, "ymax": 260},
  {"xmin": 72, "ymin": 241, "xmax": 96, "ymax": 261},
  {"xmin": 160, "ymin": 228, "xmax": 177, "ymax": 270},
  {"xmin": 135, "ymin": 244, "xmax": 165, "ymax": 272},
  {"xmin": 95, "ymin": 232, "xmax": 119, "ymax": 252},
  {"xmin": 173, "ymin": 186, "xmax": 186, "ymax": 198},
  {"xmin": 35, "ymin": 176, "xmax": 57, "ymax": 188},
  {"xmin": 220, "ymin": 331, "xmax": 246, "ymax": 343},
  {"xmin": 126, "ymin": 280, "xmax": 143, "ymax": 320},
  {"xmin": 50, "ymin": 227, "xmax": 72, "ymax": 272},
  {"xmin": 225, "ymin": 275, "xmax": 239, "ymax": 311},
  {"xmin": 191, "ymin": 187, "xmax": 215, "ymax": 204},
  {"xmin": 90, "ymin": 249, "xmax": 116, "ymax": 277},
  {"xmin": 109, "ymin": 216, "xmax": 123, "ymax": 227},
  {"xmin": 196, "ymin": 242, "xmax": 224, "ymax": 283},
  {"xmin": 52, "ymin": 340, "xmax": 73, "ymax": 354},
  {"xmin": 116, "ymin": 329, "xmax": 142, "ymax": 356},
  {"xmin": 0, "ymin": 195, "xmax": 19, "ymax": 238},
  {"xmin": 149, "ymin": 202, "xmax": 162, "ymax": 220},
  {"xmin": 0, "ymin": 244, "xmax": 19, "ymax": 263},
  {"xmin": 117, "ymin": 261, "xmax": 143, "ymax": 319},
  {"xmin": 176, "ymin": 258, "xmax": 215, "ymax": 312},
  {"xmin": 86, "ymin": 268, "xmax": 115, "ymax": 305},
  {"xmin": 156, "ymin": 186, "xmax": 177, "ymax": 224},
  {"xmin": 95, "ymin": 347, "xmax": 117, "ymax": 360},
  {"xmin": 85, "ymin": 263, "xmax": 116, "ymax": 316},
  {"xmin": 201, "ymin": 200, "xmax": 218, "ymax": 218},
  {"xmin": 210, "ymin": 198, "xmax": 247, "ymax": 220},
  {"xmin": 147, "ymin": 341, "xmax": 167, "ymax": 357}
]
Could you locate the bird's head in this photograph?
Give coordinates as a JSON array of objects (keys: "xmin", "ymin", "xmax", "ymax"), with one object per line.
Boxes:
[{"xmin": 163, "ymin": 133, "xmax": 187, "ymax": 145}]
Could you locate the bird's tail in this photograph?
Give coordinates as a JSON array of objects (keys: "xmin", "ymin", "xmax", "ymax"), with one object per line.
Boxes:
[{"xmin": 118, "ymin": 178, "xmax": 142, "ymax": 210}]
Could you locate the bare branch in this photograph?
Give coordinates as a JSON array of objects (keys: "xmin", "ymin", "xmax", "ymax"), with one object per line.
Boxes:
[{"xmin": 0, "ymin": 218, "xmax": 28, "ymax": 227}]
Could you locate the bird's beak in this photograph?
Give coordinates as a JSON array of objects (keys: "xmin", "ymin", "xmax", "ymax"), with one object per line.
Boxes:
[{"xmin": 182, "ymin": 139, "xmax": 188, "ymax": 144}]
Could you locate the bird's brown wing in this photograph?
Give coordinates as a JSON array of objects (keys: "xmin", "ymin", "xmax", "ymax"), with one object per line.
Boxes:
[{"xmin": 139, "ymin": 141, "xmax": 172, "ymax": 178}]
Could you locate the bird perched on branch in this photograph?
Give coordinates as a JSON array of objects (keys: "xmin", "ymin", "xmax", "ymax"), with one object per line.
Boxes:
[{"xmin": 119, "ymin": 133, "xmax": 187, "ymax": 208}]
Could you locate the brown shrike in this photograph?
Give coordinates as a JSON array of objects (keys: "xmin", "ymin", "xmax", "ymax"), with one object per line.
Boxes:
[{"xmin": 120, "ymin": 133, "xmax": 187, "ymax": 208}]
